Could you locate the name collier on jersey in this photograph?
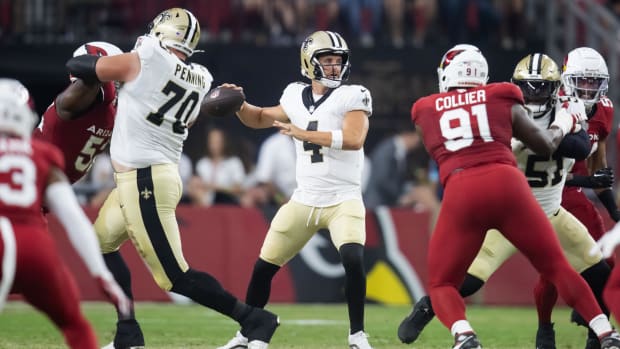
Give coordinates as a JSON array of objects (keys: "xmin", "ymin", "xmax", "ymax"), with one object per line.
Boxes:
[{"xmin": 435, "ymin": 90, "xmax": 487, "ymax": 111}]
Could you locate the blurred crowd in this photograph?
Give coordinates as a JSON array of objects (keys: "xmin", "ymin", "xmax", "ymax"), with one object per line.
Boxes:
[
  {"xmin": 75, "ymin": 126, "xmax": 441, "ymax": 221},
  {"xmin": 1, "ymin": 0, "xmax": 548, "ymax": 49}
]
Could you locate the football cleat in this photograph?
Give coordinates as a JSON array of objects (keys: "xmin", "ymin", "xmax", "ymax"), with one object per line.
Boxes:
[
  {"xmin": 398, "ymin": 295, "xmax": 435, "ymax": 343},
  {"xmin": 103, "ymin": 319, "xmax": 145, "ymax": 349},
  {"xmin": 101, "ymin": 343, "xmax": 144, "ymax": 349},
  {"xmin": 348, "ymin": 330, "xmax": 373, "ymax": 349},
  {"xmin": 240, "ymin": 308, "xmax": 280, "ymax": 344},
  {"xmin": 600, "ymin": 331, "xmax": 620, "ymax": 349},
  {"xmin": 535, "ymin": 322, "xmax": 556, "ymax": 349},
  {"xmin": 216, "ymin": 331, "xmax": 248, "ymax": 349},
  {"xmin": 453, "ymin": 332, "xmax": 483, "ymax": 349}
]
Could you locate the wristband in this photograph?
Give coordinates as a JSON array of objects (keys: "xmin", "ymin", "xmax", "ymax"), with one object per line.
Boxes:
[{"xmin": 330, "ymin": 130, "xmax": 343, "ymax": 150}]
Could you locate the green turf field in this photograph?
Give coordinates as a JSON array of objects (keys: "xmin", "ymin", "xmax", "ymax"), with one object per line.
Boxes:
[{"xmin": 0, "ymin": 302, "xmax": 600, "ymax": 348}]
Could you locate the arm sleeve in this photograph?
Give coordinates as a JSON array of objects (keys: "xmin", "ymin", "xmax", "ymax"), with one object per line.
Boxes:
[
  {"xmin": 45, "ymin": 181, "xmax": 108, "ymax": 277},
  {"xmin": 554, "ymin": 129, "xmax": 591, "ymax": 160}
]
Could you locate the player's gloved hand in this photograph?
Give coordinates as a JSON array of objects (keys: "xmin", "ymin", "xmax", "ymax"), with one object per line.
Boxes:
[
  {"xmin": 552, "ymin": 96, "xmax": 587, "ymax": 134},
  {"xmin": 590, "ymin": 167, "xmax": 615, "ymax": 188},
  {"xmin": 591, "ymin": 224, "xmax": 620, "ymax": 258},
  {"xmin": 96, "ymin": 271, "xmax": 131, "ymax": 317}
]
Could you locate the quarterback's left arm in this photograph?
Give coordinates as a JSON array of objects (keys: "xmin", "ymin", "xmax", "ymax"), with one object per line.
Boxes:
[
  {"xmin": 590, "ymin": 140, "xmax": 620, "ymax": 221},
  {"xmin": 66, "ymin": 52, "xmax": 140, "ymax": 84},
  {"xmin": 274, "ymin": 110, "xmax": 369, "ymax": 150}
]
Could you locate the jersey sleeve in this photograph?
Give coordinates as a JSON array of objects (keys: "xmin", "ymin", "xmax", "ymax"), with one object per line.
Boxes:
[
  {"xmin": 342, "ymin": 85, "xmax": 372, "ymax": 117},
  {"xmin": 496, "ymin": 82, "xmax": 525, "ymax": 105},
  {"xmin": 132, "ymin": 35, "xmax": 160, "ymax": 61},
  {"xmin": 597, "ymin": 98, "xmax": 614, "ymax": 139}
]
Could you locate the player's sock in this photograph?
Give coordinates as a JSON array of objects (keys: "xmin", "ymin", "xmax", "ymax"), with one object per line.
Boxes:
[
  {"xmin": 534, "ymin": 277, "xmax": 558, "ymax": 324},
  {"xmin": 170, "ymin": 268, "xmax": 240, "ymax": 318},
  {"xmin": 340, "ymin": 243, "xmax": 366, "ymax": 334},
  {"xmin": 459, "ymin": 274, "xmax": 484, "ymax": 298},
  {"xmin": 103, "ymin": 251, "xmax": 135, "ymax": 320},
  {"xmin": 245, "ymin": 259, "xmax": 280, "ymax": 308},
  {"xmin": 581, "ymin": 261, "xmax": 611, "ymax": 316}
]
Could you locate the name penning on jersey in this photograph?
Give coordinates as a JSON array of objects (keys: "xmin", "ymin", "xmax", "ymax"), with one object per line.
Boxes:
[
  {"xmin": 435, "ymin": 90, "xmax": 487, "ymax": 111},
  {"xmin": 173, "ymin": 64, "xmax": 206, "ymax": 89}
]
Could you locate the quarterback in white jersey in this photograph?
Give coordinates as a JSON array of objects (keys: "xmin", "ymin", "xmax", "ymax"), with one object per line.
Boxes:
[
  {"xmin": 398, "ymin": 53, "xmax": 612, "ymax": 349},
  {"xmin": 66, "ymin": 8, "xmax": 280, "ymax": 349},
  {"xmin": 217, "ymin": 31, "xmax": 375, "ymax": 349}
]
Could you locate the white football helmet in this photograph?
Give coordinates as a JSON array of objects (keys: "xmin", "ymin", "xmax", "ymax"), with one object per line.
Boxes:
[
  {"xmin": 300, "ymin": 31, "xmax": 350, "ymax": 88},
  {"xmin": 148, "ymin": 8, "xmax": 200, "ymax": 57},
  {"xmin": 0, "ymin": 79, "xmax": 37, "ymax": 139},
  {"xmin": 562, "ymin": 47, "xmax": 609, "ymax": 111},
  {"xmin": 437, "ymin": 44, "xmax": 489, "ymax": 92},
  {"xmin": 72, "ymin": 41, "xmax": 123, "ymax": 58}
]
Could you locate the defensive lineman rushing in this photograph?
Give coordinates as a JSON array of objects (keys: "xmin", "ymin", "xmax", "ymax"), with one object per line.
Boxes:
[
  {"xmin": 398, "ymin": 53, "xmax": 613, "ymax": 349},
  {"xmin": 65, "ymin": 8, "xmax": 279, "ymax": 349},
  {"xmin": 404, "ymin": 44, "xmax": 620, "ymax": 349},
  {"xmin": 0, "ymin": 78, "xmax": 129, "ymax": 349},
  {"xmin": 218, "ymin": 30, "xmax": 374, "ymax": 349}
]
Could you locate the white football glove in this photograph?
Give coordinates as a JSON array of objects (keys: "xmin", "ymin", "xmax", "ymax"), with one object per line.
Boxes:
[
  {"xmin": 590, "ymin": 223, "xmax": 620, "ymax": 258},
  {"xmin": 551, "ymin": 96, "xmax": 587, "ymax": 135}
]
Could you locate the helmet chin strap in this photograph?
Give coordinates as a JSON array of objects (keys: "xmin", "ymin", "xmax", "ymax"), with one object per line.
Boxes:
[{"xmin": 318, "ymin": 78, "xmax": 341, "ymax": 89}]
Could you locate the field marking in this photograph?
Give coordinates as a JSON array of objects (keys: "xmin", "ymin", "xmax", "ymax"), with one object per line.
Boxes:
[{"xmin": 284, "ymin": 319, "xmax": 347, "ymax": 325}]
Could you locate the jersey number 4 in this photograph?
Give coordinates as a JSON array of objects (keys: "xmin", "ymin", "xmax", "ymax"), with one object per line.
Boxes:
[
  {"xmin": 304, "ymin": 121, "xmax": 323, "ymax": 163},
  {"xmin": 439, "ymin": 105, "xmax": 492, "ymax": 151},
  {"xmin": 147, "ymin": 81, "xmax": 199, "ymax": 134}
]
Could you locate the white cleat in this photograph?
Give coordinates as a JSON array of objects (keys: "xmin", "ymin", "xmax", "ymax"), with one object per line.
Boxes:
[
  {"xmin": 247, "ymin": 340, "xmax": 269, "ymax": 349},
  {"xmin": 216, "ymin": 330, "xmax": 248, "ymax": 349},
  {"xmin": 349, "ymin": 331, "xmax": 373, "ymax": 349}
]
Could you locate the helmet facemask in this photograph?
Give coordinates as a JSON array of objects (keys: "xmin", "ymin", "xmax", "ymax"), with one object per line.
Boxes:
[
  {"xmin": 561, "ymin": 47, "xmax": 609, "ymax": 112},
  {"xmin": 562, "ymin": 74, "xmax": 608, "ymax": 111},
  {"xmin": 312, "ymin": 51, "xmax": 350, "ymax": 88},
  {"xmin": 300, "ymin": 31, "xmax": 350, "ymax": 89},
  {"xmin": 512, "ymin": 53, "xmax": 561, "ymax": 118}
]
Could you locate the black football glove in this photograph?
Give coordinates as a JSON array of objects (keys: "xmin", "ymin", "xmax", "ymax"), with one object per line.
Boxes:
[{"xmin": 592, "ymin": 167, "xmax": 615, "ymax": 188}]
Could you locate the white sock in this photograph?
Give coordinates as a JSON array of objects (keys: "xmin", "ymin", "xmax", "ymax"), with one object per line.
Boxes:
[
  {"xmin": 451, "ymin": 320, "xmax": 474, "ymax": 337},
  {"xmin": 589, "ymin": 314, "xmax": 613, "ymax": 337}
]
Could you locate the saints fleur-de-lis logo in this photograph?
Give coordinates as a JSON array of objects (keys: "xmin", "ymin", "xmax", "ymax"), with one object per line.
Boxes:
[
  {"xmin": 141, "ymin": 187, "xmax": 153, "ymax": 200},
  {"xmin": 302, "ymin": 37, "xmax": 313, "ymax": 53}
]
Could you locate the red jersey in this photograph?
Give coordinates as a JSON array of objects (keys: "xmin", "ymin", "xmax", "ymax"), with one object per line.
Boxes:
[
  {"xmin": 33, "ymin": 81, "xmax": 115, "ymax": 183},
  {"xmin": 412, "ymin": 82, "xmax": 523, "ymax": 185},
  {"xmin": 0, "ymin": 137, "xmax": 63, "ymax": 228},
  {"xmin": 569, "ymin": 96, "xmax": 614, "ymax": 177}
]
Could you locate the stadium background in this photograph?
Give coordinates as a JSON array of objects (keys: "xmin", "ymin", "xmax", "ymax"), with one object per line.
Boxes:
[{"xmin": 1, "ymin": 0, "xmax": 620, "ymax": 305}]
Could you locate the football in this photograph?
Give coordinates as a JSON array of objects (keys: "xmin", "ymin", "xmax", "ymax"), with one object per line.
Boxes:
[{"xmin": 201, "ymin": 86, "xmax": 245, "ymax": 117}]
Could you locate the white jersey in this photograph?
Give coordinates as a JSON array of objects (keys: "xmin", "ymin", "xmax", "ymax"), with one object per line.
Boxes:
[
  {"xmin": 111, "ymin": 35, "xmax": 213, "ymax": 168},
  {"xmin": 513, "ymin": 107, "xmax": 574, "ymax": 216},
  {"xmin": 280, "ymin": 82, "xmax": 372, "ymax": 207}
]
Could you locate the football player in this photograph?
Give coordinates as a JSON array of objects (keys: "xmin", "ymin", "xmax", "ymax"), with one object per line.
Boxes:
[
  {"xmin": 556, "ymin": 47, "xmax": 616, "ymax": 349},
  {"xmin": 398, "ymin": 53, "xmax": 613, "ymax": 349},
  {"xmin": 217, "ymin": 30, "xmax": 374, "ymax": 349},
  {"xmin": 66, "ymin": 8, "xmax": 279, "ymax": 349},
  {"xmin": 34, "ymin": 41, "xmax": 147, "ymax": 349},
  {"xmin": 0, "ymin": 78, "xmax": 129, "ymax": 348},
  {"xmin": 400, "ymin": 44, "xmax": 620, "ymax": 349}
]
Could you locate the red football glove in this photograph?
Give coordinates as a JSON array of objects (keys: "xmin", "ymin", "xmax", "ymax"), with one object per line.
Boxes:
[{"xmin": 96, "ymin": 272, "xmax": 131, "ymax": 317}]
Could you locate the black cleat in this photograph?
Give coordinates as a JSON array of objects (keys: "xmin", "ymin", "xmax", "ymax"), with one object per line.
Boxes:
[
  {"xmin": 535, "ymin": 323, "xmax": 556, "ymax": 349},
  {"xmin": 453, "ymin": 332, "xmax": 482, "ymax": 349},
  {"xmin": 571, "ymin": 309, "xmax": 589, "ymax": 327},
  {"xmin": 398, "ymin": 295, "xmax": 434, "ymax": 344},
  {"xmin": 600, "ymin": 331, "xmax": 620, "ymax": 349},
  {"xmin": 586, "ymin": 329, "xmax": 602, "ymax": 349},
  {"xmin": 240, "ymin": 308, "xmax": 280, "ymax": 344},
  {"xmin": 111, "ymin": 319, "xmax": 145, "ymax": 349}
]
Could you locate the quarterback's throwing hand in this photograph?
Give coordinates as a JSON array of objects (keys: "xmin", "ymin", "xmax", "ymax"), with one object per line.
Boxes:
[
  {"xmin": 590, "ymin": 223, "xmax": 620, "ymax": 258},
  {"xmin": 96, "ymin": 272, "xmax": 131, "ymax": 317}
]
